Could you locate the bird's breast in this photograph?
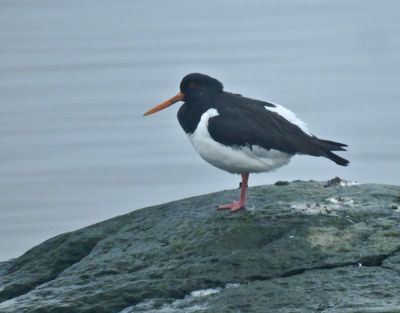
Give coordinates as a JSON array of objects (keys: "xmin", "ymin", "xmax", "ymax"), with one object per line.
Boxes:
[{"xmin": 187, "ymin": 108, "xmax": 292, "ymax": 174}]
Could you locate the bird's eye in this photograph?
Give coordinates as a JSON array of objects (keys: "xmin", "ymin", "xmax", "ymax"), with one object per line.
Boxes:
[{"xmin": 188, "ymin": 83, "xmax": 196, "ymax": 89}]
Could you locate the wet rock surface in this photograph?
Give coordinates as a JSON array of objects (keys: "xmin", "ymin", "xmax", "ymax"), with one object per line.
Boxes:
[{"xmin": 1, "ymin": 181, "xmax": 400, "ymax": 313}]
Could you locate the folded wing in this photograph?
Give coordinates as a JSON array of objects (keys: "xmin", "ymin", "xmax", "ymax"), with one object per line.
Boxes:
[{"xmin": 208, "ymin": 96, "xmax": 349, "ymax": 166}]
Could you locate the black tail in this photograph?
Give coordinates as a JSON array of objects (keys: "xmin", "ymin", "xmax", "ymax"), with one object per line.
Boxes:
[
  {"xmin": 318, "ymin": 139, "xmax": 348, "ymax": 151},
  {"xmin": 325, "ymin": 151, "xmax": 349, "ymax": 166},
  {"xmin": 316, "ymin": 138, "xmax": 349, "ymax": 166}
]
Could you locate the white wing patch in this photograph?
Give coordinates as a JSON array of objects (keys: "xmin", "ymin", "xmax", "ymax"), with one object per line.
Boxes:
[{"xmin": 264, "ymin": 104, "xmax": 312, "ymax": 136}]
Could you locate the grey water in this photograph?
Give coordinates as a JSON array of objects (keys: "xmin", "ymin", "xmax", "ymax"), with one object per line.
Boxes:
[{"xmin": 0, "ymin": 0, "xmax": 399, "ymax": 261}]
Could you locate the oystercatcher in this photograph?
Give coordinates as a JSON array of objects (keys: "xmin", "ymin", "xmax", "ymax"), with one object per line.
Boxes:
[{"xmin": 144, "ymin": 73, "xmax": 349, "ymax": 212}]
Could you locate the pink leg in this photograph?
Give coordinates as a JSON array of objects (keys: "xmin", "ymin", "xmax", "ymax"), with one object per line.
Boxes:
[{"xmin": 218, "ymin": 173, "xmax": 249, "ymax": 212}]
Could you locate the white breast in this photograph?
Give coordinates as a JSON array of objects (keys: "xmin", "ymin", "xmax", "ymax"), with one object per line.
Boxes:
[{"xmin": 187, "ymin": 109, "xmax": 292, "ymax": 174}]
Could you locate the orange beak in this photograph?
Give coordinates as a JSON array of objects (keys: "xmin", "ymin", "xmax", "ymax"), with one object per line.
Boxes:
[{"xmin": 143, "ymin": 92, "xmax": 185, "ymax": 116}]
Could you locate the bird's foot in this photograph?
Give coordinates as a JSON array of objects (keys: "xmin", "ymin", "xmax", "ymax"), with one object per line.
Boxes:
[{"xmin": 218, "ymin": 201, "xmax": 245, "ymax": 212}]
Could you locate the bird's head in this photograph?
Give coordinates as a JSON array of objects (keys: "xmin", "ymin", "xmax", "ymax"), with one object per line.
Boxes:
[
  {"xmin": 143, "ymin": 73, "xmax": 223, "ymax": 116},
  {"xmin": 179, "ymin": 73, "xmax": 223, "ymax": 97}
]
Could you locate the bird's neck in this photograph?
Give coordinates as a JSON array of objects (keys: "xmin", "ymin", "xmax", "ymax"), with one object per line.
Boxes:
[{"xmin": 177, "ymin": 96, "xmax": 217, "ymax": 134}]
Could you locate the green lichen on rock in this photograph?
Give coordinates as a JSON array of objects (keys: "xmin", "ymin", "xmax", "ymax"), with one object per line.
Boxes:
[{"xmin": 0, "ymin": 181, "xmax": 399, "ymax": 313}]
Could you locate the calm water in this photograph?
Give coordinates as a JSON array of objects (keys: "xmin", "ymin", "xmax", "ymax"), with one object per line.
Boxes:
[{"xmin": 0, "ymin": 0, "xmax": 399, "ymax": 261}]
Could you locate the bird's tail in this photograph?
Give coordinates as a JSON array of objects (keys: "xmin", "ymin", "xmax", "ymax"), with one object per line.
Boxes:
[
  {"xmin": 317, "ymin": 139, "xmax": 347, "ymax": 151},
  {"xmin": 325, "ymin": 151, "xmax": 349, "ymax": 166},
  {"xmin": 317, "ymin": 138, "xmax": 349, "ymax": 166}
]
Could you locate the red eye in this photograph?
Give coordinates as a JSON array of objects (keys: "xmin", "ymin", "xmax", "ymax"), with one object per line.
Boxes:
[{"xmin": 188, "ymin": 83, "xmax": 196, "ymax": 89}]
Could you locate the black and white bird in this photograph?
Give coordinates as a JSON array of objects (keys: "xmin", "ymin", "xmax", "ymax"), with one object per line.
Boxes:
[{"xmin": 144, "ymin": 73, "xmax": 349, "ymax": 212}]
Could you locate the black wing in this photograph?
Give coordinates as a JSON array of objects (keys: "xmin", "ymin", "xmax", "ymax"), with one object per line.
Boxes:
[{"xmin": 208, "ymin": 94, "xmax": 349, "ymax": 166}]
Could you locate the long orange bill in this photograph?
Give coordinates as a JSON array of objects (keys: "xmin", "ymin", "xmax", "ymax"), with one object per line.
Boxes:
[{"xmin": 143, "ymin": 92, "xmax": 184, "ymax": 116}]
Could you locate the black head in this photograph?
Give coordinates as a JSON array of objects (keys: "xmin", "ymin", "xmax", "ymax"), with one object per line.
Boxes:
[
  {"xmin": 180, "ymin": 73, "xmax": 223, "ymax": 99},
  {"xmin": 143, "ymin": 73, "xmax": 223, "ymax": 116}
]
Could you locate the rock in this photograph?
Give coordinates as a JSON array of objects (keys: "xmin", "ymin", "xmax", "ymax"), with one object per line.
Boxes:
[
  {"xmin": 1, "ymin": 181, "xmax": 400, "ymax": 313},
  {"xmin": 324, "ymin": 176, "xmax": 359, "ymax": 188},
  {"xmin": 274, "ymin": 180, "xmax": 289, "ymax": 186},
  {"xmin": 324, "ymin": 176, "xmax": 342, "ymax": 187}
]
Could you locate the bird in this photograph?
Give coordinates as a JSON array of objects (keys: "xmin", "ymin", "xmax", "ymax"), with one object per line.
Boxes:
[{"xmin": 143, "ymin": 73, "xmax": 349, "ymax": 212}]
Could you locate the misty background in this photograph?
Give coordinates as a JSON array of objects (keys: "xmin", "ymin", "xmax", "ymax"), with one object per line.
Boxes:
[{"xmin": 1, "ymin": 0, "xmax": 399, "ymax": 261}]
